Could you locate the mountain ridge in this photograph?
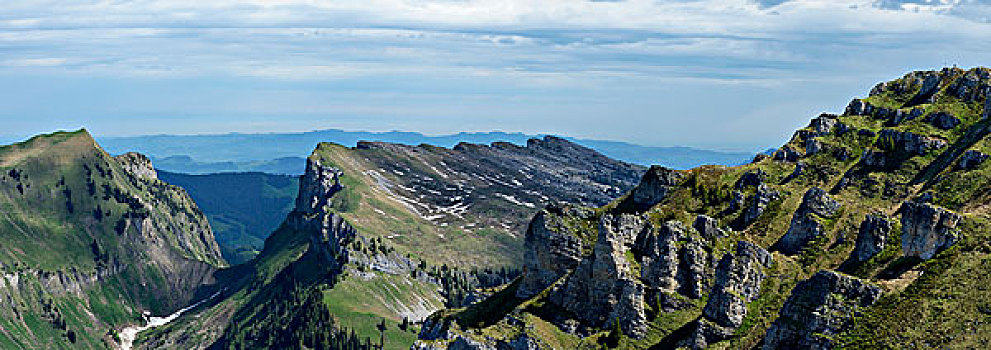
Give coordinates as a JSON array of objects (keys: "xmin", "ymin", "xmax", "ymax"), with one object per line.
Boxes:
[
  {"xmin": 410, "ymin": 66, "xmax": 991, "ymax": 349},
  {"xmin": 95, "ymin": 129, "xmax": 754, "ymax": 174}
]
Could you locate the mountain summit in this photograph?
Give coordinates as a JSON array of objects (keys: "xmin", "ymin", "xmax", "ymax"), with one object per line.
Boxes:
[{"xmin": 0, "ymin": 129, "xmax": 225, "ymax": 348}]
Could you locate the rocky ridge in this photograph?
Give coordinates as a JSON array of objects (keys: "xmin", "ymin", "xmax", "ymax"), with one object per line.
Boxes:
[
  {"xmin": 411, "ymin": 67, "xmax": 991, "ymax": 349},
  {"xmin": 302, "ymin": 136, "xmax": 646, "ymax": 268}
]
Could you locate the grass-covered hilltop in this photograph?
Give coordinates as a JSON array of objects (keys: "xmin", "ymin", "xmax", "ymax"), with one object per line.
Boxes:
[
  {"xmin": 413, "ymin": 67, "xmax": 991, "ymax": 350},
  {"xmin": 0, "ymin": 130, "xmax": 226, "ymax": 348}
]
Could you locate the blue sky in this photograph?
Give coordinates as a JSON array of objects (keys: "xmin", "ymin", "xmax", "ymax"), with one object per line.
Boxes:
[{"xmin": 1, "ymin": 0, "xmax": 990, "ymax": 151}]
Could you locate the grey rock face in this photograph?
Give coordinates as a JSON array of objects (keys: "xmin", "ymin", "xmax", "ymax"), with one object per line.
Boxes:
[
  {"xmin": 684, "ymin": 241, "xmax": 772, "ymax": 349},
  {"xmin": 516, "ymin": 208, "xmax": 585, "ymax": 299},
  {"xmin": 860, "ymin": 149, "xmax": 888, "ymax": 168},
  {"xmin": 809, "ymin": 114, "xmax": 838, "ymax": 136},
  {"xmin": 772, "ymin": 146, "xmax": 799, "ymax": 162},
  {"xmin": 114, "ymin": 152, "xmax": 158, "ymax": 180},
  {"xmin": 636, "ymin": 221, "xmax": 712, "ymax": 299},
  {"xmin": 851, "ymin": 214, "xmax": 891, "ymax": 263},
  {"xmin": 925, "ymin": 111, "xmax": 961, "ymax": 130},
  {"xmin": 890, "ymin": 107, "xmax": 926, "ymax": 125},
  {"xmin": 876, "ymin": 129, "xmax": 948, "ymax": 156},
  {"xmin": 900, "ymin": 201, "xmax": 961, "ymax": 260},
  {"xmin": 728, "ymin": 190, "xmax": 745, "ymax": 212},
  {"xmin": 734, "ymin": 169, "xmax": 766, "ymax": 190},
  {"xmin": 693, "ymin": 215, "xmax": 725, "ymax": 240},
  {"xmin": 677, "ymin": 238, "xmax": 711, "ymax": 299},
  {"xmin": 906, "ymin": 71, "xmax": 943, "ymax": 106},
  {"xmin": 295, "ymin": 157, "xmax": 343, "ymax": 214},
  {"xmin": 448, "ymin": 337, "xmax": 495, "ymax": 350},
  {"xmin": 947, "ymin": 67, "xmax": 991, "ymax": 102},
  {"xmin": 845, "ymin": 99, "xmax": 872, "ymax": 116},
  {"xmin": 739, "ymin": 184, "xmax": 780, "ymax": 228},
  {"xmin": 805, "ymin": 138, "xmax": 823, "ymax": 156},
  {"xmin": 551, "ymin": 215, "xmax": 647, "ymax": 338},
  {"xmin": 609, "ymin": 213, "xmax": 648, "ymax": 246},
  {"xmin": 637, "ymin": 221, "xmax": 683, "ymax": 293},
  {"xmin": 844, "ymin": 98, "xmax": 927, "ymax": 126},
  {"xmin": 776, "ymin": 187, "xmax": 841, "ymax": 255},
  {"xmin": 630, "ymin": 165, "xmax": 682, "ymax": 211},
  {"xmin": 762, "ymin": 270, "xmax": 882, "ymax": 350},
  {"xmin": 956, "ymin": 150, "xmax": 988, "ymax": 170},
  {"xmin": 985, "ymin": 90, "xmax": 991, "ymax": 119}
]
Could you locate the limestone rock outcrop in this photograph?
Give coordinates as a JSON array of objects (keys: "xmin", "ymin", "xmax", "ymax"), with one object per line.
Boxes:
[
  {"xmin": 956, "ymin": 150, "xmax": 988, "ymax": 170},
  {"xmin": 946, "ymin": 67, "xmax": 991, "ymax": 102},
  {"xmin": 296, "ymin": 157, "xmax": 343, "ymax": 214},
  {"xmin": 630, "ymin": 165, "xmax": 682, "ymax": 210},
  {"xmin": 551, "ymin": 215, "xmax": 647, "ymax": 338},
  {"xmin": 809, "ymin": 114, "xmax": 838, "ymax": 136},
  {"xmin": 925, "ymin": 111, "xmax": 961, "ymax": 130},
  {"xmin": 851, "ymin": 214, "xmax": 891, "ymax": 263},
  {"xmin": 772, "ymin": 146, "xmax": 799, "ymax": 162},
  {"xmin": 775, "ymin": 187, "xmax": 841, "ymax": 255},
  {"xmin": 738, "ymin": 184, "xmax": 780, "ymax": 228},
  {"xmin": 683, "ymin": 241, "xmax": 772, "ymax": 349},
  {"xmin": 875, "ymin": 129, "xmax": 948, "ymax": 156},
  {"xmin": 114, "ymin": 152, "xmax": 158, "ymax": 180},
  {"xmin": 734, "ymin": 169, "xmax": 766, "ymax": 190},
  {"xmin": 636, "ymin": 221, "xmax": 712, "ymax": 299},
  {"xmin": 900, "ymin": 201, "xmax": 961, "ymax": 260},
  {"xmin": 516, "ymin": 206, "xmax": 586, "ymax": 299},
  {"xmin": 762, "ymin": 270, "xmax": 882, "ymax": 350},
  {"xmin": 693, "ymin": 215, "xmax": 725, "ymax": 240},
  {"xmin": 844, "ymin": 99, "xmax": 924, "ymax": 125}
]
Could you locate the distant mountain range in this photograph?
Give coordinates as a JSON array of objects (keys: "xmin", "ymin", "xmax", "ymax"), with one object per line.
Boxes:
[{"xmin": 95, "ymin": 129, "xmax": 755, "ymax": 175}]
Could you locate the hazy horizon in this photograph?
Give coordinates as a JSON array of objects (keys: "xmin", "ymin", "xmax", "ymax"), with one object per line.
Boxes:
[{"xmin": 3, "ymin": 0, "xmax": 990, "ymax": 151}]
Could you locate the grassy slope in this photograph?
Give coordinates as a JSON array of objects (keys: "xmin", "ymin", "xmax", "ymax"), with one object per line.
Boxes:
[
  {"xmin": 323, "ymin": 271, "xmax": 440, "ymax": 349},
  {"xmin": 309, "ymin": 143, "xmax": 521, "ymax": 268}
]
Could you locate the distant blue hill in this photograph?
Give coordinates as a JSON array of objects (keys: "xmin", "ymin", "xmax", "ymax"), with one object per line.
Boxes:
[{"xmin": 97, "ymin": 129, "xmax": 754, "ymax": 175}]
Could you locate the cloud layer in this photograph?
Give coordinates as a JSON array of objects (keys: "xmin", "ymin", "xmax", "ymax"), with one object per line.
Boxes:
[{"xmin": 1, "ymin": 0, "xmax": 989, "ymax": 150}]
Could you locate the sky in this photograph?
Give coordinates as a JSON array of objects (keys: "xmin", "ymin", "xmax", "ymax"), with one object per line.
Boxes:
[{"xmin": 1, "ymin": 0, "xmax": 990, "ymax": 152}]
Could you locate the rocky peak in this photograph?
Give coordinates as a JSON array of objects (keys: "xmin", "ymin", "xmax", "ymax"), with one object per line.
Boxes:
[
  {"xmin": 295, "ymin": 157, "xmax": 343, "ymax": 214},
  {"xmin": 762, "ymin": 270, "xmax": 881, "ymax": 350},
  {"xmin": 875, "ymin": 129, "xmax": 947, "ymax": 156},
  {"xmin": 550, "ymin": 214, "xmax": 647, "ymax": 338},
  {"xmin": 629, "ymin": 165, "xmax": 682, "ymax": 210},
  {"xmin": 946, "ymin": 67, "xmax": 991, "ymax": 103},
  {"xmin": 900, "ymin": 200, "xmax": 960, "ymax": 260},
  {"xmin": 114, "ymin": 152, "xmax": 158, "ymax": 180},
  {"xmin": 809, "ymin": 114, "xmax": 839, "ymax": 136},
  {"xmin": 516, "ymin": 207, "xmax": 586, "ymax": 299}
]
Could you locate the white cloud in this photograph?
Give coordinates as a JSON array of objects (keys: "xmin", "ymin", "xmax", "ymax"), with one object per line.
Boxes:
[{"xmin": 0, "ymin": 0, "xmax": 989, "ymax": 148}]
